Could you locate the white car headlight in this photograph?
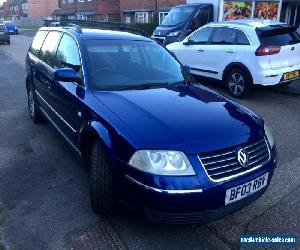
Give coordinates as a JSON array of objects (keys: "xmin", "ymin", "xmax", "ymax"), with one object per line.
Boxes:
[
  {"xmin": 129, "ymin": 150, "xmax": 195, "ymax": 176},
  {"xmin": 264, "ymin": 124, "xmax": 274, "ymax": 148},
  {"xmin": 167, "ymin": 31, "xmax": 181, "ymax": 37}
]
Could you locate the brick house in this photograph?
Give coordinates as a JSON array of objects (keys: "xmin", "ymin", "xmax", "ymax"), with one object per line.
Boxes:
[
  {"xmin": 28, "ymin": 0, "xmax": 58, "ymax": 19},
  {"xmin": 54, "ymin": 0, "xmax": 120, "ymax": 22},
  {"xmin": 0, "ymin": 0, "xmax": 27, "ymax": 20},
  {"xmin": 120, "ymin": 0, "xmax": 185, "ymax": 24}
]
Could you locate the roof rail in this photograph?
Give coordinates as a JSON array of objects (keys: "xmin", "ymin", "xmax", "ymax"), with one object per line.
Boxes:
[
  {"xmin": 60, "ymin": 22, "xmax": 83, "ymax": 33},
  {"xmin": 59, "ymin": 19, "xmax": 150, "ymax": 38}
]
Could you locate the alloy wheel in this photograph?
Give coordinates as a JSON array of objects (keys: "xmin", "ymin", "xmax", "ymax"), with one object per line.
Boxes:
[{"xmin": 228, "ymin": 73, "xmax": 245, "ymax": 96}]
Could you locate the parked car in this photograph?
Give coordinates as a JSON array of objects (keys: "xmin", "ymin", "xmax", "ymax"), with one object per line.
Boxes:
[
  {"xmin": 167, "ymin": 19, "xmax": 300, "ymax": 98},
  {"xmin": 25, "ymin": 26, "xmax": 277, "ymax": 223},
  {"xmin": 3, "ymin": 21, "xmax": 18, "ymax": 35},
  {"xmin": 0, "ymin": 24, "xmax": 10, "ymax": 45},
  {"xmin": 152, "ymin": 0, "xmax": 283, "ymax": 45}
]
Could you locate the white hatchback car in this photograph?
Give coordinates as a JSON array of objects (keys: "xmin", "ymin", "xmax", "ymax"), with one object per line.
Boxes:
[{"xmin": 167, "ymin": 19, "xmax": 300, "ymax": 98}]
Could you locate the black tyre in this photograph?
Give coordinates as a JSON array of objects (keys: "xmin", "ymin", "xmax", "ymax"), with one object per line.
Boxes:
[
  {"xmin": 226, "ymin": 68, "xmax": 251, "ymax": 98},
  {"xmin": 90, "ymin": 140, "xmax": 115, "ymax": 216},
  {"xmin": 27, "ymin": 84, "xmax": 44, "ymax": 123}
]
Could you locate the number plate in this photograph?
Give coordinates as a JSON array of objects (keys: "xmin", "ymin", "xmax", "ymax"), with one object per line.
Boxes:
[
  {"xmin": 225, "ymin": 173, "xmax": 269, "ymax": 205},
  {"xmin": 283, "ymin": 70, "xmax": 299, "ymax": 81}
]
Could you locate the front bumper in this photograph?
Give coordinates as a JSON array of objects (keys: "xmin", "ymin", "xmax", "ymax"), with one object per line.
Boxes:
[{"xmin": 116, "ymin": 146, "xmax": 277, "ymax": 224}]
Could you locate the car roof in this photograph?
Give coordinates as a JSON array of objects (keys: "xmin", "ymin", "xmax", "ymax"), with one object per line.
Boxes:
[
  {"xmin": 207, "ymin": 19, "xmax": 284, "ymax": 28},
  {"xmin": 39, "ymin": 27, "xmax": 152, "ymax": 42},
  {"xmin": 174, "ymin": 3, "xmax": 213, "ymax": 8}
]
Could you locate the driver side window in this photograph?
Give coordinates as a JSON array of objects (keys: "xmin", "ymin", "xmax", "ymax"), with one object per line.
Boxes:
[
  {"xmin": 188, "ymin": 27, "xmax": 213, "ymax": 45},
  {"xmin": 53, "ymin": 34, "xmax": 81, "ymax": 74}
]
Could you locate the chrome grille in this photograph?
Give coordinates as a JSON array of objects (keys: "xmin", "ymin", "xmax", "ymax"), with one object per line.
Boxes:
[{"xmin": 199, "ymin": 138, "xmax": 270, "ymax": 182}]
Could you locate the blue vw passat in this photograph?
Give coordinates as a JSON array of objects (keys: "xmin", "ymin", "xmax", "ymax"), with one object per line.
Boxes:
[{"xmin": 25, "ymin": 26, "xmax": 277, "ymax": 223}]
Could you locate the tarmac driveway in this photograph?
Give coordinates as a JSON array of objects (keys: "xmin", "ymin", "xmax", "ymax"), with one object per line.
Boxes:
[{"xmin": 0, "ymin": 35, "xmax": 299, "ymax": 250}]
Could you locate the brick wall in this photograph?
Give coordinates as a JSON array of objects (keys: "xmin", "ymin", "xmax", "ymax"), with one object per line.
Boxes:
[
  {"xmin": 28, "ymin": 0, "xmax": 58, "ymax": 18},
  {"xmin": 60, "ymin": 0, "xmax": 96, "ymax": 13},
  {"xmin": 95, "ymin": 0, "xmax": 120, "ymax": 22},
  {"xmin": 158, "ymin": 0, "xmax": 185, "ymax": 9},
  {"xmin": 120, "ymin": 0, "xmax": 185, "ymax": 23},
  {"xmin": 120, "ymin": 0, "xmax": 185, "ymax": 11},
  {"xmin": 3, "ymin": 0, "xmax": 12, "ymax": 19}
]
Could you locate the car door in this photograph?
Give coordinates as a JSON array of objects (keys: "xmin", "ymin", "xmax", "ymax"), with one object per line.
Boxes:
[
  {"xmin": 172, "ymin": 26, "xmax": 214, "ymax": 76},
  {"xmin": 49, "ymin": 33, "xmax": 84, "ymax": 146},
  {"xmin": 202, "ymin": 27, "xmax": 238, "ymax": 80},
  {"xmin": 34, "ymin": 31, "xmax": 62, "ymax": 116}
]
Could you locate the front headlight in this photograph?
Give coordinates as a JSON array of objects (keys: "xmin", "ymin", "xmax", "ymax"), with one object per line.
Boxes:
[
  {"xmin": 264, "ymin": 124, "xmax": 274, "ymax": 148},
  {"xmin": 167, "ymin": 31, "xmax": 181, "ymax": 37},
  {"xmin": 129, "ymin": 150, "xmax": 195, "ymax": 176}
]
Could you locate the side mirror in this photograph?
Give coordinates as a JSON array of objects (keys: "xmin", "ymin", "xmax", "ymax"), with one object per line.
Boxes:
[
  {"xmin": 183, "ymin": 39, "xmax": 190, "ymax": 45},
  {"xmin": 54, "ymin": 68, "xmax": 81, "ymax": 84}
]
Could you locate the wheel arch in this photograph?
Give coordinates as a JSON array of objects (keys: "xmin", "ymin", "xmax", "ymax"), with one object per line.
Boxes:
[
  {"xmin": 25, "ymin": 74, "xmax": 31, "ymax": 92},
  {"xmin": 222, "ymin": 62, "xmax": 253, "ymax": 84},
  {"xmin": 79, "ymin": 121, "xmax": 114, "ymax": 167}
]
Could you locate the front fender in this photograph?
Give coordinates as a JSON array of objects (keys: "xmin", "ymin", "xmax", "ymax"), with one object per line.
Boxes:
[{"xmin": 79, "ymin": 120, "xmax": 115, "ymax": 158}]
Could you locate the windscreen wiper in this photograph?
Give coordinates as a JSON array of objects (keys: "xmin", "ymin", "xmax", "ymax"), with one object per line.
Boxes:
[{"xmin": 110, "ymin": 82, "xmax": 173, "ymax": 91}]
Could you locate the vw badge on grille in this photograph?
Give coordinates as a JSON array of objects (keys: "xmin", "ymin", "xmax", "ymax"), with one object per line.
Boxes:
[{"xmin": 237, "ymin": 149, "xmax": 249, "ymax": 167}]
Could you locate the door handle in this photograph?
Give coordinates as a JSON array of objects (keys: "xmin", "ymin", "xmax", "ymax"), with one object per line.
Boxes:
[
  {"xmin": 225, "ymin": 49, "xmax": 235, "ymax": 53},
  {"xmin": 197, "ymin": 48, "xmax": 205, "ymax": 52}
]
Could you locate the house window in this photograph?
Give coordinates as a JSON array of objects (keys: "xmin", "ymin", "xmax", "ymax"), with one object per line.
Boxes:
[
  {"xmin": 77, "ymin": 15, "xmax": 91, "ymax": 20},
  {"xmin": 285, "ymin": 5, "xmax": 300, "ymax": 28},
  {"xmin": 135, "ymin": 12, "xmax": 149, "ymax": 23},
  {"xmin": 159, "ymin": 12, "xmax": 169, "ymax": 24}
]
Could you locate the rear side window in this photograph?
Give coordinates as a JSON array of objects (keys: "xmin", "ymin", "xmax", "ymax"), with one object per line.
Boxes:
[
  {"xmin": 258, "ymin": 28, "xmax": 300, "ymax": 46},
  {"xmin": 188, "ymin": 27, "xmax": 213, "ymax": 44},
  {"xmin": 236, "ymin": 30, "xmax": 250, "ymax": 45},
  {"xmin": 212, "ymin": 28, "xmax": 236, "ymax": 45},
  {"xmin": 53, "ymin": 34, "xmax": 81, "ymax": 72},
  {"xmin": 39, "ymin": 31, "xmax": 61, "ymax": 66},
  {"xmin": 29, "ymin": 31, "xmax": 48, "ymax": 57}
]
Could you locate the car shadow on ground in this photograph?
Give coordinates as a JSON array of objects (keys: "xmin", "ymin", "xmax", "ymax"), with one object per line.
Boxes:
[{"xmin": 193, "ymin": 75, "xmax": 300, "ymax": 100}]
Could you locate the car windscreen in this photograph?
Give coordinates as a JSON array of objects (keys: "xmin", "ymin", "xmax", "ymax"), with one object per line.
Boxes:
[
  {"xmin": 86, "ymin": 40, "xmax": 189, "ymax": 91},
  {"xmin": 4, "ymin": 22, "xmax": 15, "ymax": 28},
  {"xmin": 257, "ymin": 26, "xmax": 300, "ymax": 46},
  {"xmin": 161, "ymin": 6, "xmax": 196, "ymax": 26}
]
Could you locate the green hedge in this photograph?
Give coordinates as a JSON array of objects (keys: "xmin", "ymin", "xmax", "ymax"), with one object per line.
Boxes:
[{"xmin": 129, "ymin": 23, "xmax": 158, "ymax": 36}]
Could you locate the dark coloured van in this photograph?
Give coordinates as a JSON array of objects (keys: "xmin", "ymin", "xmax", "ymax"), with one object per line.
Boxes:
[{"xmin": 152, "ymin": 4, "xmax": 213, "ymax": 45}]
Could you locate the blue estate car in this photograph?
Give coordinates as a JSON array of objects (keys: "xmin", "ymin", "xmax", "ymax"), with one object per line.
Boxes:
[
  {"xmin": 25, "ymin": 26, "xmax": 277, "ymax": 223},
  {"xmin": 3, "ymin": 21, "xmax": 18, "ymax": 35}
]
